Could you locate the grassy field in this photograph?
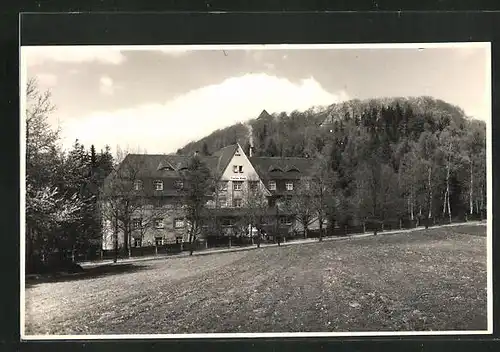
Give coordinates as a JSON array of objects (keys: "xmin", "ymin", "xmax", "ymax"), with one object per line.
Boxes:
[{"xmin": 24, "ymin": 224, "xmax": 488, "ymax": 335}]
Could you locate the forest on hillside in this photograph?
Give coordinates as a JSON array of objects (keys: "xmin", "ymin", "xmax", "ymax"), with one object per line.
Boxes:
[{"xmin": 179, "ymin": 97, "xmax": 487, "ymax": 228}]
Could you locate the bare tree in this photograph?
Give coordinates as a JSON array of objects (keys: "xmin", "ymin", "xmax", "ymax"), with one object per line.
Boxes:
[
  {"xmin": 309, "ymin": 154, "xmax": 335, "ymax": 241},
  {"xmin": 283, "ymin": 177, "xmax": 315, "ymax": 239},
  {"xmin": 100, "ymin": 148, "xmax": 148, "ymax": 262},
  {"xmin": 179, "ymin": 155, "xmax": 212, "ymax": 255},
  {"xmin": 243, "ymin": 180, "xmax": 270, "ymax": 248}
]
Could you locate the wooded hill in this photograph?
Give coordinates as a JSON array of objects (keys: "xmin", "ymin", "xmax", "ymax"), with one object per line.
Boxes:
[{"xmin": 178, "ymin": 96, "xmax": 487, "ymax": 227}]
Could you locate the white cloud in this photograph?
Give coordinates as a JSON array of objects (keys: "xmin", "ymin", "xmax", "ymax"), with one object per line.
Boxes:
[
  {"xmin": 99, "ymin": 76, "xmax": 115, "ymax": 95},
  {"xmin": 59, "ymin": 73, "xmax": 347, "ymax": 154},
  {"xmin": 36, "ymin": 73, "xmax": 58, "ymax": 87},
  {"xmin": 23, "ymin": 46, "xmax": 126, "ymax": 66},
  {"xmin": 264, "ymin": 62, "xmax": 275, "ymax": 70},
  {"xmin": 157, "ymin": 47, "xmax": 191, "ymax": 57}
]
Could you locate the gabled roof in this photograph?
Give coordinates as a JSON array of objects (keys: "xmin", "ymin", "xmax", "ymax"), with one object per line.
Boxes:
[
  {"xmin": 249, "ymin": 156, "xmax": 315, "ymax": 181},
  {"xmin": 212, "ymin": 144, "xmax": 239, "ymax": 176},
  {"xmin": 114, "ymin": 144, "xmax": 240, "ymax": 180},
  {"xmin": 105, "ymin": 144, "xmax": 315, "ymax": 196}
]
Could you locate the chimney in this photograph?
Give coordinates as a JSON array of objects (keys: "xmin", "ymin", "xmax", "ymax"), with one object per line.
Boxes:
[{"xmin": 249, "ymin": 146, "xmax": 253, "ymax": 157}]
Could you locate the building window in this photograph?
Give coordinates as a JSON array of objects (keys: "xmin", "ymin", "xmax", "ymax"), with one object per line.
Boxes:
[
  {"xmin": 154, "ymin": 218, "xmax": 164, "ymax": 229},
  {"xmin": 134, "ymin": 180, "xmax": 143, "ymax": 191},
  {"xmin": 175, "ymin": 180, "xmax": 184, "ymax": 189},
  {"xmin": 233, "ymin": 165, "xmax": 238, "ymax": 173},
  {"xmin": 153, "ymin": 180, "xmax": 163, "ymax": 191},
  {"xmin": 280, "ymin": 217, "xmax": 292, "ymax": 225},
  {"xmin": 132, "ymin": 218, "xmax": 142, "ymax": 230},
  {"xmin": 234, "ymin": 198, "xmax": 243, "ymax": 208},
  {"xmin": 222, "ymin": 218, "xmax": 234, "ymax": 226},
  {"xmin": 235, "ymin": 149, "xmax": 241, "ymax": 156},
  {"xmin": 155, "ymin": 237, "xmax": 163, "ymax": 247},
  {"xmin": 134, "ymin": 238, "xmax": 142, "ymax": 247},
  {"xmin": 249, "ymin": 181, "xmax": 259, "ymax": 191},
  {"xmin": 219, "ymin": 196, "xmax": 227, "ymax": 208},
  {"xmin": 174, "ymin": 218, "xmax": 184, "ymax": 229},
  {"xmin": 269, "ymin": 180, "xmax": 276, "ymax": 190},
  {"xmin": 238, "ymin": 165, "xmax": 243, "ymax": 173},
  {"xmin": 233, "ymin": 181, "xmax": 243, "ymax": 191},
  {"xmin": 286, "ymin": 181, "xmax": 294, "ymax": 191}
]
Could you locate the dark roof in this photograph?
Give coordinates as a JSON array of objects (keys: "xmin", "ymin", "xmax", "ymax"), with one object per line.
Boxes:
[
  {"xmin": 104, "ymin": 145, "xmax": 314, "ymax": 196},
  {"xmin": 211, "ymin": 144, "xmax": 239, "ymax": 176},
  {"xmin": 257, "ymin": 109, "xmax": 272, "ymax": 120},
  {"xmin": 249, "ymin": 156, "xmax": 315, "ymax": 181}
]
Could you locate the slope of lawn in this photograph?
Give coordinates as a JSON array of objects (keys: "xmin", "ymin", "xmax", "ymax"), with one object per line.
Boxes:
[{"xmin": 24, "ymin": 225, "xmax": 487, "ymax": 335}]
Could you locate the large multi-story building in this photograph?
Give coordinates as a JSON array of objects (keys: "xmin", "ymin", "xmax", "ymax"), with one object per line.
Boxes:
[{"xmin": 101, "ymin": 143, "xmax": 320, "ymax": 249}]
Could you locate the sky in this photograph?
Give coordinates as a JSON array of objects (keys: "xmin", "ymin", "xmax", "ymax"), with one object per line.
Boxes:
[{"xmin": 22, "ymin": 44, "xmax": 490, "ymax": 155}]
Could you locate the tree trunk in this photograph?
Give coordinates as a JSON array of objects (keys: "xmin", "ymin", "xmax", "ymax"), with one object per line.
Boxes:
[
  {"xmin": 228, "ymin": 236, "xmax": 232, "ymax": 248},
  {"xmin": 304, "ymin": 225, "xmax": 308, "ymax": 239},
  {"xmin": 445, "ymin": 161, "xmax": 452, "ymax": 223},
  {"xmin": 188, "ymin": 226, "xmax": 194, "ymax": 256},
  {"xmin": 427, "ymin": 166, "xmax": 432, "ymax": 220},
  {"xmin": 442, "ymin": 190, "xmax": 447, "ymax": 217},
  {"xmin": 113, "ymin": 218, "xmax": 119, "ymax": 263},
  {"xmin": 363, "ymin": 221, "xmax": 366, "ymax": 234},
  {"xmin": 410, "ymin": 193, "xmax": 414, "ymax": 221},
  {"xmin": 319, "ymin": 219, "xmax": 323, "ymax": 242},
  {"xmin": 469, "ymin": 161, "xmax": 474, "ymax": 215},
  {"xmin": 447, "ymin": 188, "xmax": 452, "ymax": 224}
]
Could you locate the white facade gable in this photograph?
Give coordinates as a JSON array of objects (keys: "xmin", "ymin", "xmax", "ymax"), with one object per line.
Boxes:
[{"xmin": 219, "ymin": 144, "xmax": 270, "ymax": 205}]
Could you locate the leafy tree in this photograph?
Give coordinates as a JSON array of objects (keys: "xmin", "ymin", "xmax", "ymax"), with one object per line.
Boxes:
[
  {"xmin": 25, "ymin": 78, "xmax": 85, "ymax": 270},
  {"xmin": 415, "ymin": 131, "xmax": 439, "ymax": 226},
  {"xmin": 202, "ymin": 142, "xmax": 210, "ymax": 156}
]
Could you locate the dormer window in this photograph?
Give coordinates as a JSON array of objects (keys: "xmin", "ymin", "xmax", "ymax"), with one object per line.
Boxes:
[
  {"xmin": 268, "ymin": 180, "xmax": 276, "ymax": 191},
  {"xmin": 154, "ymin": 218, "xmax": 164, "ymax": 229},
  {"xmin": 134, "ymin": 180, "xmax": 143, "ymax": 191},
  {"xmin": 286, "ymin": 181, "xmax": 294, "ymax": 191},
  {"xmin": 153, "ymin": 180, "xmax": 163, "ymax": 191}
]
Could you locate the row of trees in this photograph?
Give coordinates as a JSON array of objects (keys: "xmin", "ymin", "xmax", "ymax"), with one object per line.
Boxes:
[
  {"xmin": 26, "ymin": 78, "xmax": 487, "ymax": 269},
  {"xmin": 180, "ymin": 97, "xmax": 487, "ymax": 239},
  {"xmin": 26, "ymin": 79, "xmax": 114, "ymax": 271},
  {"xmin": 287, "ymin": 104, "xmax": 487, "ymax": 236}
]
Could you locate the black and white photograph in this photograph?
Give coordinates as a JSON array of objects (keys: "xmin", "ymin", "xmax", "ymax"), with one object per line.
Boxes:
[{"xmin": 20, "ymin": 43, "xmax": 492, "ymax": 339}]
